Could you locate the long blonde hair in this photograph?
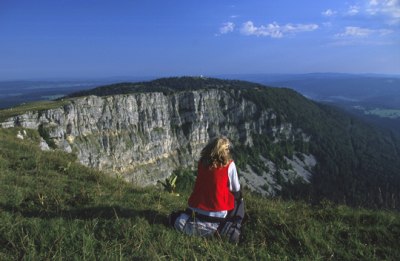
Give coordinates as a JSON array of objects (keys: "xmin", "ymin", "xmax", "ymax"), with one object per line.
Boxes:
[{"xmin": 200, "ymin": 137, "xmax": 232, "ymax": 168}]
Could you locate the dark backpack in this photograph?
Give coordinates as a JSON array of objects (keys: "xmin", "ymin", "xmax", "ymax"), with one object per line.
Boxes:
[
  {"xmin": 218, "ymin": 196, "xmax": 245, "ymax": 244},
  {"xmin": 218, "ymin": 219, "xmax": 241, "ymax": 244},
  {"xmin": 169, "ymin": 192, "xmax": 245, "ymax": 243}
]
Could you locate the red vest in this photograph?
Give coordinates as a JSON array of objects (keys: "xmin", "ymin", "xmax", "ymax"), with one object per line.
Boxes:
[{"xmin": 188, "ymin": 160, "xmax": 235, "ymax": 211}]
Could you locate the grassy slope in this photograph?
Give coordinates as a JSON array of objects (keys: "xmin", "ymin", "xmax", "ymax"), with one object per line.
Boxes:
[
  {"xmin": 0, "ymin": 100, "xmax": 71, "ymax": 122},
  {"xmin": 1, "ymin": 127, "xmax": 399, "ymax": 260}
]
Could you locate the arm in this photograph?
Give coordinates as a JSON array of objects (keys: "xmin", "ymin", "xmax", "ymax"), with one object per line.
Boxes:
[
  {"xmin": 228, "ymin": 161, "xmax": 241, "ymax": 200},
  {"xmin": 227, "ymin": 161, "xmax": 245, "ymax": 220}
]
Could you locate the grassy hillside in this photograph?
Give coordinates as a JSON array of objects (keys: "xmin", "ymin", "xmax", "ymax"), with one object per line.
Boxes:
[
  {"xmin": 1, "ymin": 127, "xmax": 399, "ymax": 260},
  {"xmin": 0, "ymin": 100, "xmax": 71, "ymax": 122}
]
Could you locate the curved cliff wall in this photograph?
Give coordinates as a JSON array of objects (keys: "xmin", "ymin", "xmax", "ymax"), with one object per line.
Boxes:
[{"xmin": 1, "ymin": 89, "xmax": 308, "ymax": 186}]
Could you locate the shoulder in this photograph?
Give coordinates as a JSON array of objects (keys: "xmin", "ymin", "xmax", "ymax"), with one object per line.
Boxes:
[
  {"xmin": 228, "ymin": 160, "xmax": 237, "ymax": 171},
  {"xmin": 228, "ymin": 160, "xmax": 235, "ymax": 167}
]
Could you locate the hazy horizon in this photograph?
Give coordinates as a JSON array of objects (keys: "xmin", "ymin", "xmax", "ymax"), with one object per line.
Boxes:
[{"xmin": 1, "ymin": 72, "xmax": 400, "ymax": 83}]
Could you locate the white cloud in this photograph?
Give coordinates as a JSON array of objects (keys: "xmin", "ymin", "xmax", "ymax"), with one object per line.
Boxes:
[
  {"xmin": 219, "ymin": 22, "xmax": 235, "ymax": 34},
  {"xmin": 240, "ymin": 21, "xmax": 318, "ymax": 38},
  {"xmin": 366, "ymin": 0, "xmax": 400, "ymax": 23},
  {"xmin": 347, "ymin": 5, "xmax": 360, "ymax": 15},
  {"xmin": 337, "ymin": 26, "xmax": 374, "ymax": 37},
  {"xmin": 324, "ymin": 1, "xmax": 400, "ymax": 24},
  {"xmin": 322, "ymin": 9, "xmax": 337, "ymax": 17},
  {"xmin": 335, "ymin": 26, "xmax": 393, "ymax": 37}
]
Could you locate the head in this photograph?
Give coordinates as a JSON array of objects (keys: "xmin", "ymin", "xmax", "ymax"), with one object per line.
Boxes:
[{"xmin": 200, "ymin": 136, "xmax": 232, "ymax": 168}]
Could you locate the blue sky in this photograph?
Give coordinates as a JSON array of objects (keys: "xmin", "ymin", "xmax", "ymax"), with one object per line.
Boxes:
[{"xmin": 0, "ymin": 0, "xmax": 399, "ymax": 80}]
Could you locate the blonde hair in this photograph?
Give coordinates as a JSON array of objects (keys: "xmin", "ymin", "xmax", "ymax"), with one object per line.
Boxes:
[{"xmin": 200, "ymin": 137, "xmax": 232, "ymax": 168}]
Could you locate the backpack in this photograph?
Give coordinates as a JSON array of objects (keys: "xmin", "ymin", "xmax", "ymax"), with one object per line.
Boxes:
[
  {"xmin": 168, "ymin": 193, "xmax": 245, "ymax": 243},
  {"xmin": 218, "ymin": 196, "xmax": 244, "ymax": 244},
  {"xmin": 218, "ymin": 219, "xmax": 241, "ymax": 244},
  {"xmin": 172, "ymin": 212, "xmax": 221, "ymax": 237}
]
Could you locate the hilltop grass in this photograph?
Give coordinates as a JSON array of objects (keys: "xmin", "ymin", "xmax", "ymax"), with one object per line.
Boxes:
[
  {"xmin": 1, "ymin": 127, "xmax": 399, "ymax": 260},
  {"xmin": 0, "ymin": 99, "xmax": 71, "ymax": 122},
  {"xmin": 365, "ymin": 108, "xmax": 400, "ymax": 119},
  {"xmin": 354, "ymin": 106, "xmax": 400, "ymax": 119}
]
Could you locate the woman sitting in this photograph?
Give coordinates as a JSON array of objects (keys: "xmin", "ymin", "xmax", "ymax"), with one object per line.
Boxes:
[{"xmin": 169, "ymin": 136, "xmax": 245, "ymax": 243}]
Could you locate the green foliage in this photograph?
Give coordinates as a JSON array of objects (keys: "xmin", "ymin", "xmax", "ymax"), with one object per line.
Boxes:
[
  {"xmin": 237, "ymin": 84, "xmax": 400, "ymax": 210},
  {"xmin": 0, "ymin": 127, "xmax": 399, "ymax": 260},
  {"xmin": 65, "ymin": 77, "xmax": 262, "ymax": 98},
  {"xmin": 172, "ymin": 168, "xmax": 197, "ymax": 195},
  {"xmin": 0, "ymin": 100, "xmax": 70, "ymax": 122},
  {"xmin": 278, "ymin": 176, "xmax": 312, "ymax": 201},
  {"xmin": 38, "ymin": 123, "xmax": 57, "ymax": 149},
  {"xmin": 158, "ymin": 175, "xmax": 178, "ymax": 194}
]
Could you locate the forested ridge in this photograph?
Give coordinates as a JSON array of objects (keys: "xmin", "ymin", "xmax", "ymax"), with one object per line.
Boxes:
[{"xmin": 64, "ymin": 76, "xmax": 400, "ymax": 210}]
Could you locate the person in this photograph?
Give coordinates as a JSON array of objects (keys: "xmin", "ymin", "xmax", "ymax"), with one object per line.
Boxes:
[{"xmin": 169, "ymin": 136, "xmax": 245, "ymax": 243}]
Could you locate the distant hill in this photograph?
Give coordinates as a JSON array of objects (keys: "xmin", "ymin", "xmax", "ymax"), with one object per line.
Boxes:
[
  {"xmin": 64, "ymin": 76, "xmax": 264, "ymax": 97},
  {"xmin": 0, "ymin": 76, "xmax": 155, "ymax": 109},
  {"xmin": 0, "ymin": 81, "xmax": 100, "ymax": 109},
  {"xmin": 262, "ymin": 74, "xmax": 400, "ymax": 108}
]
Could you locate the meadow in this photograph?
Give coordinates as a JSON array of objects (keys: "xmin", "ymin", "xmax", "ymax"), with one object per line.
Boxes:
[
  {"xmin": 365, "ymin": 108, "xmax": 400, "ymax": 119},
  {"xmin": 1, "ymin": 127, "xmax": 399, "ymax": 260}
]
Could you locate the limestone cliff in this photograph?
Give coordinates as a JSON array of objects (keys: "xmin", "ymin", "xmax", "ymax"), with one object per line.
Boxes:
[{"xmin": 1, "ymin": 84, "xmax": 315, "ymax": 194}]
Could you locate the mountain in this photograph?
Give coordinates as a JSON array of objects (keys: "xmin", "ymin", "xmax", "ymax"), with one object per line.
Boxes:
[{"xmin": 1, "ymin": 77, "xmax": 399, "ymax": 209}]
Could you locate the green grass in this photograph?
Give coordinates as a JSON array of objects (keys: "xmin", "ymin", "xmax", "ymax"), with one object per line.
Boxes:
[
  {"xmin": 0, "ymin": 99, "xmax": 71, "ymax": 122},
  {"xmin": 365, "ymin": 108, "xmax": 400, "ymax": 119},
  {"xmin": 353, "ymin": 105, "xmax": 400, "ymax": 119},
  {"xmin": 1, "ymin": 127, "xmax": 399, "ymax": 260}
]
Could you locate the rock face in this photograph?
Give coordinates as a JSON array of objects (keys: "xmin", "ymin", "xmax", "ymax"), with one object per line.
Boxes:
[{"xmin": 1, "ymin": 88, "xmax": 315, "ymax": 191}]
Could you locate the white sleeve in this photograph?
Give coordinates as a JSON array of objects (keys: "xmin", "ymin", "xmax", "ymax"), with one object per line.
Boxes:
[{"xmin": 228, "ymin": 161, "xmax": 240, "ymax": 192}]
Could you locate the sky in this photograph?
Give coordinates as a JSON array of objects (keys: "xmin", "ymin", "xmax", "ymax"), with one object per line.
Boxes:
[{"xmin": 0, "ymin": 0, "xmax": 399, "ymax": 80}]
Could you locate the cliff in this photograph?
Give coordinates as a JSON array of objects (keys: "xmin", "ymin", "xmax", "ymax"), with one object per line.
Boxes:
[
  {"xmin": 0, "ymin": 80, "xmax": 314, "ymax": 194},
  {"xmin": 2, "ymin": 77, "xmax": 400, "ymax": 208}
]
